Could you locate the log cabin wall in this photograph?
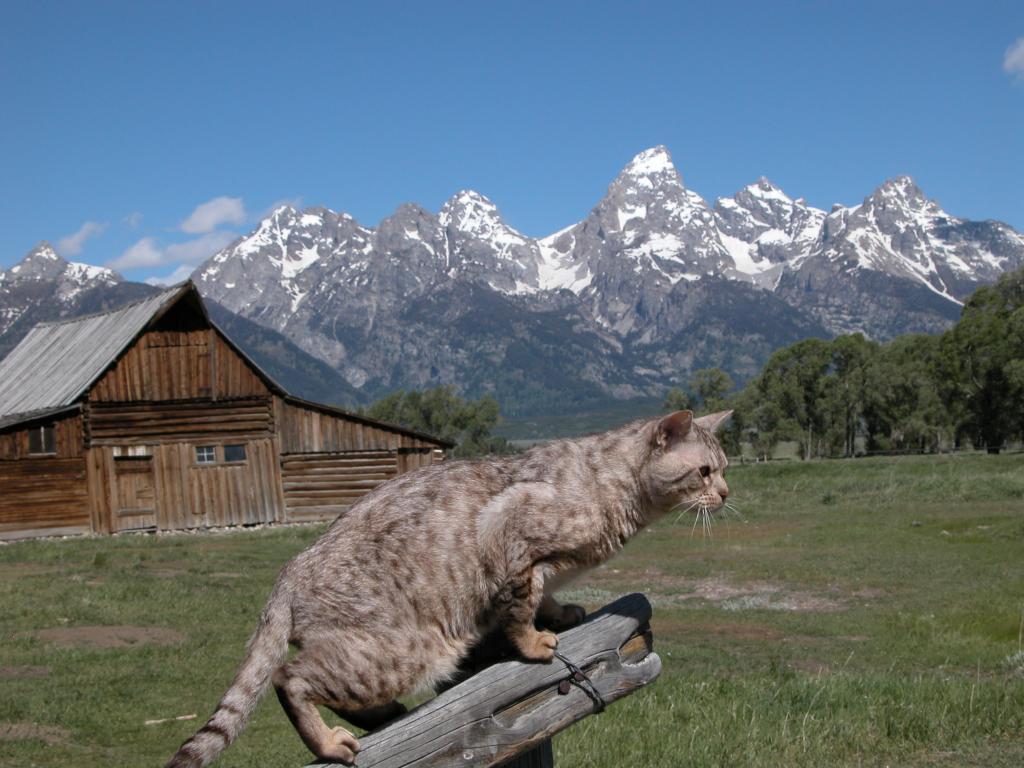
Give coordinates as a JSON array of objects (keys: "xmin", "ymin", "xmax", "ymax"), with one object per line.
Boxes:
[
  {"xmin": 275, "ymin": 397, "xmax": 444, "ymax": 522},
  {"xmin": 281, "ymin": 450, "xmax": 398, "ymax": 522},
  {"xmin": 86, "ymin": 399, "xmax": 273, "ymax": 445},
  {"xmin": 87, "ymin": 438, "xmax": 284, "ymax": 533},
  {"xmin": 0, "ymin": 457, "xmax": 89, "ymax": 538},
  {"xmin": 274, "ymin": 397, "xmax": 442, "ymax": 454},
  {"xmin": 0, "ymin": 413, "xmax": 89, "ymax": 538},
  {"xmin": 89, "ymin": 324, "xmax": 267, "ymax": 403},
  {"xmin": 397, "ymin": 447, "xmax": 444, "ymax": 475},
  {"xmin": 0, "ymin": 413, "xmax": 83, "ymax": 460},
  {"xmin": 83, "ymin": 398, "xmax": 282, "ymax": 533}
]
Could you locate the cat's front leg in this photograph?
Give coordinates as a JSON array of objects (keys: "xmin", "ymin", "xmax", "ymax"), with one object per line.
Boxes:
[
  {"xmin": 537, "ymin": 593, "xmax": 586, "ymax": 632},
  {"xmin": 502, "ymin": 564, "xmax": 558, "ymax": 662}
]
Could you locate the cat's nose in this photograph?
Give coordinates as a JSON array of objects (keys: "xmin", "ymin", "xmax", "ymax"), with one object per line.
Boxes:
[{"xmin": 720, "ymin": 487, "xmax": 729, "ymax": 500}]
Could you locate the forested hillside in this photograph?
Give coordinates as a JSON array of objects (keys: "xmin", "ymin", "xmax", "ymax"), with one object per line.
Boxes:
[{"xmin": 690, "ymin": 266, "xmax": 1024, "ymax": 458}]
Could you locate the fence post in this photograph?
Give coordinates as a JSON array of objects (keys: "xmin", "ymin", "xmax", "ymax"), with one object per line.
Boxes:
[{"xmin": 303, "ymin": 593, "xmax": 660, "ymax": 768}]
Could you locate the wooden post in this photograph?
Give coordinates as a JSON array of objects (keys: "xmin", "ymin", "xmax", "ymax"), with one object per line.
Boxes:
[
  {"xmin": 500, "ymin": 739, "xmax": 553, "ymax": 768},
  {"xmin": 304, "ymin": 593, "xmax": 660, "ymax": 768}
]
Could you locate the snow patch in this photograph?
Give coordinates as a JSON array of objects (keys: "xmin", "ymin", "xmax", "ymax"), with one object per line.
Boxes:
[
  {"xmin": 625, "ymin": 146, "xmax": 675, "ymax": 176},
  {"xmin": 616, "ymin": 203, "xmax": 647, "ymax": 230}
]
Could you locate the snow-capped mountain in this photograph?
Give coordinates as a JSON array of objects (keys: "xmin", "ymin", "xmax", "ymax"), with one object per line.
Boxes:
[
  {"xmin": 1, "ymin": 241, "xmax": 119, "ymax": 295},
  {"xmin": 189, "ymin": 146, "xmax": 1024, "ymax": 414},
  {"xmin": 811, "ymin": 176, "xmax": 1022, "ymax": 299},
  {"xmin": 714, "ymin": 178, "xmax": 826, "ymax": 289},
  {"xmin": 0, "ymin": 241, "xmax": 130, "ymax": 345},
  {"xmin": 0, "ymin": 241, "xmax": 364, "ymax": 405},
  {"xmin": 774, "ymin": 177, "xmax": 1024, "ymax": 337}
]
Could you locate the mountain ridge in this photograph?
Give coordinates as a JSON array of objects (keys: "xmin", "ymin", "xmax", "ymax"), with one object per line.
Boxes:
[
  {"xmin": 5, "ymin": 147, "xmax": 1023, "ymax": 418},
  {"xmin": 189, "ymin": 146, "xmax": 1023, "ymax": 414}
]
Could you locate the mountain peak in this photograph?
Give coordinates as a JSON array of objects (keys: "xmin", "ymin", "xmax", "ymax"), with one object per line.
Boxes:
[
  {"xmin": 872, "ymin": 175, "xmax": 927, "ymax": 206},
  {"xmin": 3, "ymin": 240, "xmax": 118, "ymax": 287},
  {"xmin": 619, "ymin": 145, "xmax": 679, "ymax": 180},
  {"xmin": 9, "ymin": 241, "xmax": 68, "ymax": 279},
  {"xmin": 441, "ymin": 189, "xmax": 497, "ymax": 214},
  {"xmin": 439, "ymin": 189, "xmax": 511, "ymax": 237},
  {"xmin": 25, "ymin": 241, "xmax": 63, "ymax": 262},
  {"xmin": 745, "ymin": 177, "xmax": 791, "ymax": 202},
  {"xmin": 265, "ymin": 203, "xmax": 301, "ymax": 223}
]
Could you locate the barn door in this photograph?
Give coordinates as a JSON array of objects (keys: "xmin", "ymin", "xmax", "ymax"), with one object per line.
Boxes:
[{"xmin": 112, "ymin": 456, "xmax": 157, "ymax": 531}]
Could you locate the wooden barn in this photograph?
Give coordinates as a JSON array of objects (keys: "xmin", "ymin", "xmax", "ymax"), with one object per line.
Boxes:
[{"xmin": 0, "ymin": 282, "xmax": 452, "ymax": 540}]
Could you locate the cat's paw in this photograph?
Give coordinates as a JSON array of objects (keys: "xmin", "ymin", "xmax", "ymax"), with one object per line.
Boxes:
[
  {"xmin": 317, "ymin": 727, "xmax": 361, "ymax": 764},
  {"xmin": 518, "ymin": 629, "xmax": 558, "ymax": 662}
]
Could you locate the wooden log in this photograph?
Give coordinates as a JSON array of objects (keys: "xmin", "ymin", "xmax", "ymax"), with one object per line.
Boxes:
[{"xmin": 304, "ymin": 593, "xmax": 660, "ymax": 768}]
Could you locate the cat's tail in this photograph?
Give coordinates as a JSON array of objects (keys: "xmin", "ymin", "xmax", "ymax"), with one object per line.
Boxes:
[{"xmin": 164, "ymin": 584, "xmax": 292, "ymax": 768}]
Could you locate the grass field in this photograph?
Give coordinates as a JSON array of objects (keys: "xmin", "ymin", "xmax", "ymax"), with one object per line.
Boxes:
[{"xmin": 2, "ymin": 453, "xmax": 1023, "ymax": 767}]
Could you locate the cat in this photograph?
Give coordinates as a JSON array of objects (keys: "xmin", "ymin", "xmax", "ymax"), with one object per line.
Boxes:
[{"xmin": 165, "ymin": 409, "xmax": 731, "ymax": 767}]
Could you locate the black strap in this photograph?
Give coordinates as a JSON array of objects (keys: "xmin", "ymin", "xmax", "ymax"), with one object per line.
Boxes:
[{"xmin": 552, "ymin": 650, "xmax": 606, "ymax": 713}]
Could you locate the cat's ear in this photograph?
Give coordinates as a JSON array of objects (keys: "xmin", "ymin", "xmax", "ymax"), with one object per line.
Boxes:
[
  {"xmin": 694, "ymin": 410, "xmax": 734, "ymax": 434},
  {"xmin": 654, "ymin": 410, "xmax": 693, "ymax": 449}
]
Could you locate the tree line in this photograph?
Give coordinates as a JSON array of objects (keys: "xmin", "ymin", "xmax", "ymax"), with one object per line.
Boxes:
[
  {"xmin": 364, "ymin": 385, "xmax": 516, "ymax": 458},
  {"xmin": 366, "ymin": 267, "xmax": 1022, "ymax": 459},
  {"xmin": 667, "ymin": 266, "xmax": 1024, "ymax": 458}
]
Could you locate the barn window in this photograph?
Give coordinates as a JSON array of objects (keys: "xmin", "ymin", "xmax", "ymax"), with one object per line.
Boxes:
[
  {"xmin": 28, "ymin": 424, "xmax": 56, "ymax": 455},
  {"xmin": 195, "ymin": 446, "xmax": 216, "ymax": 464},
  {"xmin": 223, "ymin": 444, "xmax": 247, "ymax": 463}
]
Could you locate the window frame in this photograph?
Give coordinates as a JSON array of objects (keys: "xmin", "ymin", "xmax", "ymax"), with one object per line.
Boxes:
[
  {"xmin": 27, "ymin": 423, "xmax": 56, "ymax": 456},
  {"xmin": 222, "ymin": 444, "xmax": 247, "ymax": 464},
  {"xmin": 194, "ymin": 445, "xmax": 217, "ymax": 465}
]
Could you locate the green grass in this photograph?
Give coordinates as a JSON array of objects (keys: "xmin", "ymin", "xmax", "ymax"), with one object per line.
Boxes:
[{"xmin": 1, "ymin": 454, "xmax": 1023, "ymax": 766}]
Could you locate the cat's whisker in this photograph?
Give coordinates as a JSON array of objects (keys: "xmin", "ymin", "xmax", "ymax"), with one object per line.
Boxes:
[
  {"xmin": 719, "ymin": 505, "xmax": 732, "ymax": 532},
  {"xmin": 672, "ymin": 497, "xmax": 702, "ymax": 526},
  {"xmin": 722, "ymin": 501, "xmax": 746, "ymax": 522}
]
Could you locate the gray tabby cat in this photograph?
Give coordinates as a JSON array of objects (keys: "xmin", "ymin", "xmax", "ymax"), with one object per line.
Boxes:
[{"xmin": 166, "ymin": 409, "xmax": 731, "ymax": 767}]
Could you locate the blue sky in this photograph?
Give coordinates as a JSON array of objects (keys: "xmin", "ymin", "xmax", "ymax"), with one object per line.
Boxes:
[{"xmin": 1, "ymin": 1, "xmax": 1022, "ymax": 283}]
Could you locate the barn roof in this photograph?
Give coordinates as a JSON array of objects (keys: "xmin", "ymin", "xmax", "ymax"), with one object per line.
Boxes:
[
  {"xmin": 0, "ymin": 283, "xmax": 454, "ymax": 448},
  {"xmin": 0, "ymin": 285, "xmax": 186, "ymax": 418}
]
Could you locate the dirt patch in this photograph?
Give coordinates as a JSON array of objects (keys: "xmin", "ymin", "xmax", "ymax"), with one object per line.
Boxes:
[
  {"xmin": 0, "ymin": 665, "xmax": 51, "ymax": 679},
  {"xmin": 666, "ymin": 619, "xmax": 785, "ymax": 641},
  {"xmin": 19, "ymin": 625, "xmax": 184, "ymax": 649},
  {"xmin": 720, "ymin": 592, "xmax": 844, "ymax": 613},
  {"xmin": 623, "ymin": 570, "xmax": 846, "ymax": 613},
  {"xmin": 0, "ymin": 722, "xmax": 70, "ymax": 746},
  {"xmin": 0, "ymin": 563, "xmax": 62, "ymax": 581}
]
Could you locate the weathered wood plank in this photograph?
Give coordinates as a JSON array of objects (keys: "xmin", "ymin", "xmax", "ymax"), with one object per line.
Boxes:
[{"xmin": 305, "ymin": 593, "xmax": 660, "ymax": 768}]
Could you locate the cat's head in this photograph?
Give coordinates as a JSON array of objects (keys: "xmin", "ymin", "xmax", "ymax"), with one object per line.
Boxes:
[{"xmin": 643, "ymin": 410, "xmax": 732, "ymax": 516}]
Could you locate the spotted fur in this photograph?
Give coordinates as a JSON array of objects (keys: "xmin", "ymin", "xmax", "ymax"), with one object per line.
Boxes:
[{"xmin": 165, "ymin": 409, "xmax": 731, "ymax": 767}]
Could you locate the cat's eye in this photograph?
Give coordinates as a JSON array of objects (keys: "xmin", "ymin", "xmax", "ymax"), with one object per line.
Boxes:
[{"xmin": 699, "ymin": 465, "xmax": 711, "ymax": 478}]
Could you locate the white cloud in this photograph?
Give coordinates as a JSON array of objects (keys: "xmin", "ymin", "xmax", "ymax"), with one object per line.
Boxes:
[
  {"xmin": 109, "ymin": 231, "xmax": 235, "ymax": 272},
  {"xmin": 56, "ymin": 220, "xmax": 107, "ymax": 256},
  {"xmin": 1004, "ymin": 37, "xmax": 1024, "ymax": 79},
  {"xmin": 180, "ymin": 196, "xmax": 246, "ymax": 234},
  {"xmin": 145, "ymin": 264, "xmax": 195, "ymax": 286},
  {"xmin": 165, "ymin": 231, "xmax": 237, "ymax": 264},
  {"xmin": 123, "ymin": 211, "xmax": 143, "ymax": 229},
  {"xmin": 110, "ymin": 237, "xmax": 164, "ymax": 269}
]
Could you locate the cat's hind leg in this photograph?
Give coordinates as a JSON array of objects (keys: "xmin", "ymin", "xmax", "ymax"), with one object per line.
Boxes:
[
  {"xmin": 537, "ymin": 593, "xmax": 586, "ymax": 632},
  {"xmin": 502, "ymin": 563, "xmax": 559, "ymax": 662},
  {"xmin": 272, "ymin": 662, "xmax": 360, "ymax": 764}
]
